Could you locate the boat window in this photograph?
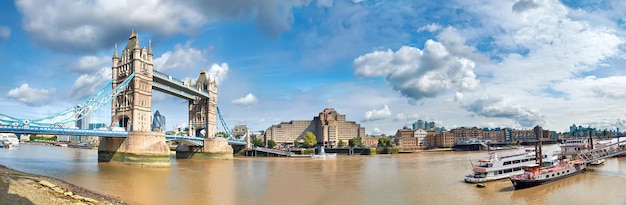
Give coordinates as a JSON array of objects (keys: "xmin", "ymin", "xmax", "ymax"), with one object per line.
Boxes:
[
  {"xmin": 504, "ymin": 169, "xmax": 512, "ymax": 173},
  {"xmin": 546, "ymin": 175, "xmax": 549, "ymax": 178},
  {"xmin": 567, "ymin": 170, "xmax": 569, "ymax": 173},
  {"xmin": 552, "ymin": 174, "xmax": 555, "ymax": 177},
  {"xmin": 503, "ymin": 161, "xmax": 512, "ymax": 165},
  {"xmin": 557, "ymin": 172, "xmax": 560, "ymax": 176},
  {"xmin": 499, "ymin": 170, "xmax": 503, "ymax": 175},
  {"xmin": 513, "ymin": 160, "xmax": 521, "ymax": 164}
]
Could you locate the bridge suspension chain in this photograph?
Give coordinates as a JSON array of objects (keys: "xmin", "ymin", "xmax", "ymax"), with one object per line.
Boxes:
[
  {"xmin": 0, "ymin": 73, "xmax": 135, "ymax": 127},
  {"xmin": 216, "ymin": 106, "xmax": 246, "ymax": 142}
]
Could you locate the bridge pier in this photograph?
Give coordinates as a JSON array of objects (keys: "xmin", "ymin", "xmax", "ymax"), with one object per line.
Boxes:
[
  {"xmin": 98, "ymin": 132, "xmax": 170, "ymax": 167},
  {"xmin": 176, "ymin": 137, "xmax": 233, "ymax": 159}
]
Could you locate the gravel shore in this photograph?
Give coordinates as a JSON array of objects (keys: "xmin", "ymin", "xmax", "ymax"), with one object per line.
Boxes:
[{"xmin": 0, "ymin": 165, "xmax": 127, "ymax": 205}]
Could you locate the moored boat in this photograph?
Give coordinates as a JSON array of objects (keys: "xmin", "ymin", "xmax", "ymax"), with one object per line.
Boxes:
[
  {"xmin": 311, "ymin": 146, "xmax": 337, "ymax": 159},
  {"xmin": 464, "ymin": 149, "xmax": 540, "ymax": 183},
  {"xmin": 510, "ymin": 160, "xmax": 586, "ymax": 189}
]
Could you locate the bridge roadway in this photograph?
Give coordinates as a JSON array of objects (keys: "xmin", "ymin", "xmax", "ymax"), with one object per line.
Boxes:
[
  {"xmin": 0, "ymin": 126, "xmax": 247, "ymax": 146},
  {"xmin": 577, "ymin": 140, "xmax": 626, "ymax": 163},
  {"xmin": 152, "ymin": 70, "xmax": 209, "ymax": 100}
]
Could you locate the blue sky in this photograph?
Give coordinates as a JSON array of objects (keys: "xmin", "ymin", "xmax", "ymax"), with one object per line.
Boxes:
[{"xmin": 1, "ymin": 0, "xmax": 626, "ymax": 135}]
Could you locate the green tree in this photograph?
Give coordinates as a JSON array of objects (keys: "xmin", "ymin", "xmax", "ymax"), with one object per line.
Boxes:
[
  {"xmin": 349, "ymin": 136, "xmax": 363, "ymax": 147},
  {"xmin": 293, "ymin": 140, "xmax": 300, "ymax": 148},
  {"xmin": 378, "ymin": 136, "xmax": 392, "ymax": 147},
  {"xmin": 267, "ymin": 140, "xmax": 277, "ymax": 148},
  {"xmin": 217, "ymin": 131, "xmax": 229, "ymax": 138},
  {"xmin": 303, "ymin": 131, "xmax": 317, "ymax": 148},
  {"xmin": 252, "ymin": 137, "xmax": 264, "ymax": 147},
  {"xmin": 338, "ymin": 139, "xmax": 347, "ymax": 147}
]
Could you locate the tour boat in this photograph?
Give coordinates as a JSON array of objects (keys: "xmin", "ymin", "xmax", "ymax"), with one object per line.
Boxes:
[
  {"xmin": 0, "ymin": 133, "xmax": 19, "ymax": 147},
  {"xmin": 589, "ymin": 158, "xmax": 605, "ymax": 165},
  {"xmin": 311, "ymin": 146, "xmax": 337, "ymax": 159},
  {"xmin": 509, "ymin": 160, "xmax": 587, "ymax": 189},
  {"xmin": 464, "ymin": 149, "xmax": 540, "ymax": 183}
]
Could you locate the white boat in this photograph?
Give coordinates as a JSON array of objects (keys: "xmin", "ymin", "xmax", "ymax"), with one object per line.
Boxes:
[
  {"xmin": 0, "ymin": 133, "xmax": 19, "ymax": 147},
  {"xmin": 464, "ymin": 149, "xmax": 540, "ymax": 183},
  {"xmin": 311, "ymin": 147, "xmax": 337, "ymax": 159},
  {"xmin": 589, "ymin": 158, "xmax": 605, "ymax": 165}
]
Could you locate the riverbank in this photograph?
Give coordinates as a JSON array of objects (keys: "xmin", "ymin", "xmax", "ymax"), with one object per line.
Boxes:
[{"xmin": 0, "ymin": 164, "xmax": 127, "ymax": 205}]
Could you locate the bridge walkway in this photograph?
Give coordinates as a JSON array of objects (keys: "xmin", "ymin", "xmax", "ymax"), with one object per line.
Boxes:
[
  {"xmin": 251, "ymin": 147, "xmax": 310, "ymax": 157},
  {"xmin": 577, "ymin": 140, "xmax": 626, "ymax": 163}
]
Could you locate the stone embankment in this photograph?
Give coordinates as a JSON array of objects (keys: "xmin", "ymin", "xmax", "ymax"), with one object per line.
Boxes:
[{"xmin": 0, "ymin": 165, "xmax": 126, "ymax": 205}]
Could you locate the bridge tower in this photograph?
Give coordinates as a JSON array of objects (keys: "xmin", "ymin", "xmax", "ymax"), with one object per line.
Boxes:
[
  {"xmin": 188, "ymin": 70, "xmax": 218, "ymax": 138},
  {"xmin": 99, "ymin": 30, "xmax": 170, "ymax": 167}
]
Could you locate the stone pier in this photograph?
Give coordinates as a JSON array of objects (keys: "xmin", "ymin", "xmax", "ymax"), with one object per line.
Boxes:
[
  {"xmin": 98, "ymin": 132, "xmax": 170, "ymax": 167},
  {"xmin": 176, "ymin": 137, "xmax": 233, "ymax": 159}
]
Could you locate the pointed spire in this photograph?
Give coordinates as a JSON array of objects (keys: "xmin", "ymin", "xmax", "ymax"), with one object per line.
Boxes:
[
  {"xmin": 129, "ymin": 29, "xmax": 136, "ymax": 39},
  {"xmin": 133, "ymin": 32, "xmax": 140, "ymax": 49},
  {"xmin": 113, "ymin": 44, "xmax": 119, "ymax": 59},
  {"xmin": 148, "ymin": 39, "xmax": 153, "ymax": 55}
]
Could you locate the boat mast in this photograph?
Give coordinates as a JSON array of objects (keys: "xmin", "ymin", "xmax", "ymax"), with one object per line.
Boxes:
[{"xmin": 534, "ymin": 126, "xmax": 543, "ymax": 166}]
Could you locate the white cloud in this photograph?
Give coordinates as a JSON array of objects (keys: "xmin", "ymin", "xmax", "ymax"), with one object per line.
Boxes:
[
  {"xmin": 0, "ymin": 25, "xmax": 10, "ymax": 40},
  {"xmin": 353, "ymin": 39, "xmax": 479, "ymax": 102},
  {"xmin": 371, "ymin": 127, "xmax": 382, "ymax": 135},
  {"xmin": 364, "ymin": 105, "xmax": 392, "ymax": 121},
  {"xmin": 417, "ymin": 23, "xmax": 442, "ymax": 33},
  {"xmin": 70, "ymin": 68, "xmax": 111, "ymax": 99},
  {"xmin": 153, "ymin": 42, "xmax": 207, "ymax": 72},
  {"xmin": 232, "ymin": 93, "xmax": 259, "ymax": 106},
  {"xmin": 7, "ymin": 84, "xmax": 56, "ymax": 106},
  {"xmin": 14, "ymin": 0, "xmax": 312, "ymax": 52},
  {"xmin": 207, "ymin": 63, "xmax": 229, "ymax": 85},
  {"xmin": 464, "ymin": 97, "xmax": 546, "ymax": 128},
  {"xmin": 72, "ymin": 55, "xmax": 109, "ymax": 73}
]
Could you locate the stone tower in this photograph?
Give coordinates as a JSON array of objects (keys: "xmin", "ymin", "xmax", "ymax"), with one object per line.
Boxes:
[
  {"xmin": 188, "ymin": 70, "xmax": 218, "ymax": 138},
  {"xmin": 111, "ymin": 30, "xmax": 154, "ymax": 132}
]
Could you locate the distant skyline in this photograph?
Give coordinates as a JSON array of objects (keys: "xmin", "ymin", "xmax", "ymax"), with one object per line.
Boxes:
[{"xmin": 2, "ymin": 0, "xmax": 626, "ymax": 135}]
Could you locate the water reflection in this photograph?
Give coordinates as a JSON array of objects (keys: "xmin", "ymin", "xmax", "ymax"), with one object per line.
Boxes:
[{"xmin": 0, "ymin": 144, "xmax": 625, "ymax": 205}]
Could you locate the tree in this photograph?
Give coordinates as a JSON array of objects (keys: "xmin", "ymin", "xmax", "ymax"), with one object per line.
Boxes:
[
  {"xmin": 303, "ymin": 131, "xmax": 317, "ymax": 148},
  {"xmin": 338, "ymin": 139, "xmax": 347, "ymax": 147},
  {"xmin": 217, "ymin": 131, "xmax": 229, "ymax": 138},
  {"xmin": 293, "ymin": 140, "xmax": 300, "ymax": 148},
  {"xmin": 267, "ymin": 140, "xmax": 277, "ymax": 148},
  {"xmin": 378, "ymin": 136, "xmax": 392, "ymax": 147},
  {"xmin": 349, "ymin": 136, "xmax": 363, "ymax": 147},
  {"xmin": 252, "ymin": 137, "xmax": 264, "ymax": 147}
]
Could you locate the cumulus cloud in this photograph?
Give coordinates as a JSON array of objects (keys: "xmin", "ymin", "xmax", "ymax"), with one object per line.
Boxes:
[
  {"xmin": 70, "ymin": 68, "xmax": 111, "ymax": 99},
  {"xmin": 207, "ymin": 63, "xmax": 229, "ymax": 85},
  {"xmin": 7, "ymin": 84, "xmax": 56, "ymax": 106},
  {"xmin": 153, "ymin": 42, "xmax": 207, "ymax": 72},
  {"xmin": 465, "ymin": 97, "xmax": 546, "ymax": 128},
  {"xmin": 417, "ymin": 23, "xmax": 442, "ymax": 33},
  {"xmin": 353, "ymin": 39, "xmax": 479, "ymax": 102},
  {"xmin": 232, "ymin": 93, "xmax": 259, "ymax": 106},
  {"xmin": 0, "ymin": 25, "xmax": 10, "ymax": 40},
  {"xmin": 71, "ymin": 55, "xmax": 110, "ymax": 73},
  {"xmin": 512, "ymin": 0, "xmax": 541, "ymax": 13},
  {"xmin": 14, "ymin": 0, "xmax": 311, "ymax": 52},
  {"xmin": 364, "ymin": 105, "xmax": 392, "ymax": 121}
]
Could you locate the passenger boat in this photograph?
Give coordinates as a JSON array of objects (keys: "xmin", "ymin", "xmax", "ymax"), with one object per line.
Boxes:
[
  {"xmin": 311, "ymin": 146, "xmax": 336, "ymax": 159},
  {"xmin": 510, "ymin": 160, "xmax": 586, "ymax": 189},
  {"xmin": 0, "ymin": 133, "xmax": 19, "ymax": 147},
  {"xmin": 589, "ymin": 158, "xmax": 605, "ymax": 165},
  {"xmin": 464, "ymin": 149, "xmax": 540, "ymax": 183},
  {"xmin": 510, "ymin": 138, "xmax": 589, "ymax": 189}
]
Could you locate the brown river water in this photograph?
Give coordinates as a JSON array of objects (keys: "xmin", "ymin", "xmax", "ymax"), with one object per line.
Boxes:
[{"xmin": 0, "ymin": 144, "xmax": 625, "ymax": 205}]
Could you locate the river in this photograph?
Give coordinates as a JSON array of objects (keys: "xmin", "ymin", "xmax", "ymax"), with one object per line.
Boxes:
[{"xmin": 0, "ymin": 144, "xmax": 625, "ymax": 205}]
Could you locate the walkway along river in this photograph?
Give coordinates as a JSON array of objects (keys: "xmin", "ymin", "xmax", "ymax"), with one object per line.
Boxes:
[{"xmin": 0, "ymin": 144, "xmax": 625, "ymax": 205}]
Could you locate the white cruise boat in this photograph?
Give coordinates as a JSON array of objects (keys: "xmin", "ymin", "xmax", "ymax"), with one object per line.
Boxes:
[
  {"xmin": 311, "ymin": 146, "xmax": 336, "ymax": 159},
  {"xmin": 464, "ymin": 149, "xmax": 539, "ymax": 183},
  {"xmin": 0, "ymin": 133, "xmax": 19, "ymax": 148}
]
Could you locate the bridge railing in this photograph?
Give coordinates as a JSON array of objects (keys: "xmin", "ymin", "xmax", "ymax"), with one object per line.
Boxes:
[
  {"xmin": 576, "ymin": 140, "xmax": 626, "ymax": 163},
  {"xmin": 152, "ymin": 70, "xmax": 210, "ymax": 98}
]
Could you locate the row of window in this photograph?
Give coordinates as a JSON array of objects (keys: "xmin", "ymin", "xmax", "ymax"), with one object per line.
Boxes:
[{"xmin": 502, "ymin": 158, "xmax": 536, "ymax": 165}]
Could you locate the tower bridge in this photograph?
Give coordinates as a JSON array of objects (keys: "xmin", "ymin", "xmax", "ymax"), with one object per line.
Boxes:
[{"xmin": 0, "ymin": 31, "xmax": 244, "ymax": 167}]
